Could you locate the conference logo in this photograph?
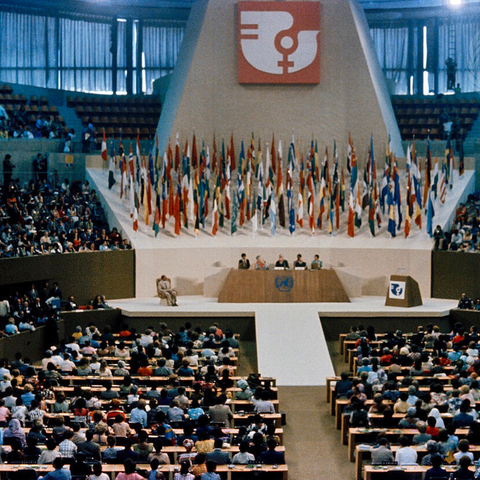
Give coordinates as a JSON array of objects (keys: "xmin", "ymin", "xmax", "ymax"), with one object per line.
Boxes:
[
  {"xmin": 275, "ymin": 275, "xmax": 294, "ymax": 292},
  {"xmin": 389, "ymin": 281, "xmax": 406, "ymax": 300},
  {"xmin": 238, "ymin": 1, "xmax": 321, "ymax": 84}
]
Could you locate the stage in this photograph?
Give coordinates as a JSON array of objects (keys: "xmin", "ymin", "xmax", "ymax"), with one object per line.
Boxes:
[{"xmin": 108, "ymin": 295, "xmax": 457, "ymax": 386}]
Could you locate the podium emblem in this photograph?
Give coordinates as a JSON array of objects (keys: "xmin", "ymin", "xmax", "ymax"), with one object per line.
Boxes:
[
  {"xmin": 275, "ymin": 275, "xmax": 294, "ymax": 292},
  {"xmin": 389, "ymin": 281, "xmax": 406, "ymax": 299}
]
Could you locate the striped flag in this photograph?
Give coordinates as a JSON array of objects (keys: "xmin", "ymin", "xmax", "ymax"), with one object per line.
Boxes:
[
  {"xmin": 101, "ymin": 131, "xmax": 107, "ymax": 161},
  {"xmin": 108, "ymin": 142, "xmax": 116, "ymax": 190},
  {"xmin": 212, "ymin": 196, "xmax": 218, "ymax": 236}
]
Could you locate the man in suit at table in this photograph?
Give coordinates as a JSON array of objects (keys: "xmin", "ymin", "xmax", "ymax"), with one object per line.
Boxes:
[{"xmin": 238, "ymin": 253, "xmax": 250, "ymax": 270}]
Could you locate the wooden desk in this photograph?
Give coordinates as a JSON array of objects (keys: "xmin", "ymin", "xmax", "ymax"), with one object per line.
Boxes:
[
  {"xmin": 363, "ymin": 464, "xmax": 472, "ymax": 480},
  {"xmin": 356, "ymin": 444, "xmax": 480, "ymax": 480},
  {"xmin": 218, "ymin": 269, "xmax": 350, "ymax": 303},
  {"xmin": 348, "ymin": 427, "xmax": 470, "ymax": 463},
  {"xmin": 0, "ymin": 464, "xmax": 288, "ymax": 480}
]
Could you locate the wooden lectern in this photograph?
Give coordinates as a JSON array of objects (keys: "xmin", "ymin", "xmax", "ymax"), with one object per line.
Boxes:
[{"xmin": 385, "ymin": 275, "xmax": 423, "ymax": 308}]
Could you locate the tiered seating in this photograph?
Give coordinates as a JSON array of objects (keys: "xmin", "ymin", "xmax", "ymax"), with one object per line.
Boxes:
[
  {"xmin": 67, "ymin": 95, "xmax": 161, "ymax": 140},
  {"xmin": 0, "ymin": 323, "xmax": 288, "ymax": 479},
  {"xmin": 392, "ymin": 96, "xmax": 480, "ymax": 140},
  {"xmin": 0, "ymin": 83, "xmax": 67, "ymax": 131},
  {"xmin": 327, "ymin": 325, "xmax": 480, "ymax": 480}
]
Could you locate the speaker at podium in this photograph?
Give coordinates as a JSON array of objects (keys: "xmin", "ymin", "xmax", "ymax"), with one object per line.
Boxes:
[{"xmin": 385, "ymin": 275, "xmax": 423, "ymax": 308}]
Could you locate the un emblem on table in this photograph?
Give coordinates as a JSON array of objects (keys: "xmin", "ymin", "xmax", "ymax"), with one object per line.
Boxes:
[{"xmin": 275, "ymin": 275, "xmax": 294, "ymax": 292}]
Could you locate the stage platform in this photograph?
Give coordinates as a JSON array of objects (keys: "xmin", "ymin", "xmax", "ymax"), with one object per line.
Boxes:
[
  {"xmin": 108, "ymin": 295, "xmax": 457, "ymax": 386},
  {"xmin": 87, "ymin": 165, "xmax": 475, "ymax": 299}
]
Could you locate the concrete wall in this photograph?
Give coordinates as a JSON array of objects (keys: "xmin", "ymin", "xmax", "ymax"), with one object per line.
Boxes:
[
  {"xmin": 156, "ymin": 0, "xmax": 403, "ymax": 164},
  {"xmin": 0, "ymin": 250, "xmax": 135, "ymax": 306},
  {"xmin": 135, "ymin": 245, "xmax": 431, "ymax": 299}
]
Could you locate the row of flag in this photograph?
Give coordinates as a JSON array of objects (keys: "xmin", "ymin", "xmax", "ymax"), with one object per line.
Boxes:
[{"xmin": 101, "ymin": 130, "xmax": 464, "ymax": 239}]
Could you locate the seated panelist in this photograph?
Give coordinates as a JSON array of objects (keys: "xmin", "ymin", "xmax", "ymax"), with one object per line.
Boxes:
[{"xmin": 274, "ymin": 254, "xmax": 289, "ymax": 270}]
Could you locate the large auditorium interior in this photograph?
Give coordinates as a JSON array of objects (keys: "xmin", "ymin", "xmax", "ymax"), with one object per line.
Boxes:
[{"xmin": 1, "ymin": 0, "xmax": 480, "ymax": 478}]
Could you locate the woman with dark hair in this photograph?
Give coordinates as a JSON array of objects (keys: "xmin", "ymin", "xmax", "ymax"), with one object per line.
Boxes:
[{"xmin": 173, "ymin": 460, "xmax": 194, "ymax": 480}]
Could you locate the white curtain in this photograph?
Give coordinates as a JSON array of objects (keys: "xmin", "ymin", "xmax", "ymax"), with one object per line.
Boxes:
[
  {"xmin": 370, "ymin": 25, "xmax": 410, "ymax": 95},
  {"xmin": 60, "ymin": 18, "xmax": 112, "ymax": 93},
  {"xmin": 439, "ymin": 18, "xmax": 480, "ymax": 93},
  {"xmin": 0, "ymin": 11, "xmax": 47, "ymax": 87},
  {"xmin": 142, "ymin": 24, "xmax": 184, "ymax": 93}
]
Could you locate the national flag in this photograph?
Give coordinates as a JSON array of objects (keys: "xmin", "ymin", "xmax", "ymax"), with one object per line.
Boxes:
[
  {"xmin": 347, "ymin": 133, "xmax": 353, "ymax": 173},
  {"xmin": 423, "ymin": 133, "xmax": 432, "ymax": 209},
  {"xmin": 307, "ymin": 171, "xmax": 315, "ymax": 234},
  {"xmin": 404, "ymin": 144, "xmax": 412, "ymax": 238},
  {"xmin": 380, "ymin": 136, "xmax": 391, "ymax": 213},
  {"xmin": 174, "ymin": 182, "xmax": 181, "ymax": 235},
  {"xmin": 347, "ymin": 138, "xmax": 359, "ymax": 237},
  {"xmin": 317, "ymin": 172, "xmax": 326, "ymax": 229},
  {"xmin": 101, "ymin": 131, "xmax": 107, "ymax": 161},
  {"xmin": 287, "ymin": 144, "xmax": 295, "ymax": 235},
  {"xmin": 153, "ymin": 193, "xmax": 161, "ymax": 237},
  {"xmin": 212, "ymin": 196, "xmax": 218, "ymax": 236},
  {"xmin": 270, "ymin": 190, "xmax": 277, "ymax": 237},
  {"xmin": 278, "ymin": 188, "xmax": 285, "ymax": 228},
  {"xmin": 297, "ymin": 185, "xmax": 304, "ymax": 228},
  {"xmin": 387, "ymin": 186, "xmax": 396, "ymax": 238},
  {"xmin": 392, "ymin": 156, "xmax": 402, "ymax": 230},
  {"xmin": 128, "ymin": 144, "xmax": 135, "ymax": 218},
  {"xmin": 276, "ymin": 140, "xmax": 283, "ymax": 196},
  {"xmin": 412, "ymin": 140, "xmax": 422, "ymax": 229},
  {"xmin": 368, "ymin": 138, "xmax": 376, "ymax": 236},
  {"xmin": 432, "ymin": 156, "xmax": 439, "ymax": 199},
  {"xmin": 231, "ymin": 188, "xmax": 238, "ymax": 235},
  {"xmin": 445, "ymin": 135, "xmax": 454, "ymax": 189},
  {"xmin": 212, "ymin": 134, "xmax": 217, "ymax": 172},
  {"xmin": 439, "ymin": 160, "xmax": 447, "ymax": 204},
  {"xmin": 108, "ymin": 142, "xmax": 116, "ymax": 190},
  {"xmin": 426, "ymin": 186, "xmax": 435, "ymax": 237}
]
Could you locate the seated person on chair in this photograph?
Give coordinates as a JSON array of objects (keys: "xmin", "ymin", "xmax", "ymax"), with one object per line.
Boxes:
[
  {"xmin": 274, "ymin": 254, "xmax": 289, "ymax": 270},
  {"xmin": 310, "ymin": 254, "xmax": 323, "ymax": 270},
  {"xmin": 156, "ymin": 275, "xmax": 178, "ymax": 306},
  {"xmin": 238, "ymin": 253, "xmax": 250, "ymax": 270},
  {"xmin": 293, "ymin": 254, "xmax": 307, "ymax": 269},
  {"xmin": 254, "ymin": 255, "xmax": 268, "ymax": 270}
]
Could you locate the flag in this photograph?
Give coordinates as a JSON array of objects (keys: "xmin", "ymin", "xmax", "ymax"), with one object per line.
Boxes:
[
  {"xmin": 432, "ymin": 156, "xmax": 439, "ymax": 199},
  {"xmin": 427, "ymin": 186, "xmax": 435, "ymax": 237},
  {"xmin": 404, "ymin": 144, "xmax": 412, "ymax": 238},
  {"xmin": 231, "ymin": 188, "xmax": 238, "ymax": 235},
  {"xmin": 287, "ymin": 145, "xmax": 295, "ymax": 235},
  {"xmin": 423, "ymin": 133, "xmax": 432, "ymax": 209},
  {"xmin": 212, "ymin": 196, "xmax": 218, "ymax": 236},
  {"xmin": 174, "ymin": 183, "xmax": 181, "ymax": 235},
  {"xmin": 307, "ymin": 172, "xmax": 315, "ymax": 234},
  {"xmin": 192, "ymin": 133, "xmax": 198, "ymax": 169},
  {"xmin": 380, "ymin": 136, "xmax": 391, "ymax": 213},
  {"xmin": 101, "ymin": 131, "xmax": 107, "ymax": 161},
  {"xmin": 278, "ymin": 189, "xmax": 285, "ymax": 228},
  {"xmin": 368, "ymin": 138, "xmax": 376, "ymax": 236},
  {"xmin": 439, "ymin": 160, "xmax": 447, "ymax": 204},
  {"xmin": 392, "ymin": 156, "xmax": 402, "ymax": 230},
  {"xmin": 387, "ymin": 186, "xmax": 396, "ymax": 237},
  {"xmin": 108, "ymin": 142, "xmax": 116, "ymax": 190},
  {"xmin": 297, "ymin": 185, "xmax": 304, "ymax": 228},
  {"xmin": 446, "ymin": 135, "xmax": 454, "ymax": 189},
  {"xmin": 347, "ymin": 138, "xmax": 358, "ymax": 238},
  {"xmin": 153, "ymin": 193, "xmax": 161, "ymax": 237},
  {"xmin": 347, "ymin": 133, "xmax": 353, "ymax": 174},
  {"xmin": 270, "ymin": 191, "xmax": 277, "ymax": 237}
]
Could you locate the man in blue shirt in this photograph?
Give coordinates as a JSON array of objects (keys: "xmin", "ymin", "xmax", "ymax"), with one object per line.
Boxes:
[
  {"xmin": 39, "ymin": 458, "xmax": 71, "ymax": 480},
  {"xmin": 130, "ymin": 399, "xmax": 148, "ymax": 427},
  {"xmin": 200, "ymin": 461, "xmax": 221, "ymax": 480}
]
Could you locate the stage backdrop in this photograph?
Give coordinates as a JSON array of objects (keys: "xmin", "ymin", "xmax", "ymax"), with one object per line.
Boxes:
[{"xmin": 156, "ymin": 0, "xmax": 403, "ymax": 163}]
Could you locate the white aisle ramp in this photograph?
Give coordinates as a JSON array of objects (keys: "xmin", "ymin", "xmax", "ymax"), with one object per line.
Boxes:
[{"xmin": 254, "ymin": 304, "xmax": 334, "ymax": 386}]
